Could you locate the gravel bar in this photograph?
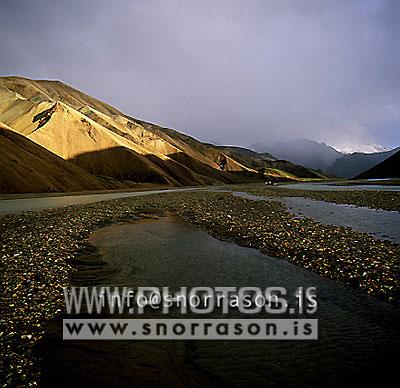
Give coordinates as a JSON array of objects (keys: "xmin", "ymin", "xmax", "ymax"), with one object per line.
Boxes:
[
  {"xmin": 1, "ymin": 191, "xmax": 399, "ymax": 386},
  {"xmin": 234, "ymin": 183, "xmax": 400, "ymax": 212}
]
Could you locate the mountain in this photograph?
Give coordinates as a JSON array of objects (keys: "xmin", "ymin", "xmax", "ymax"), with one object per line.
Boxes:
[
  {"xmin": 355, "ymin": 149, "xmax": 400, "ymax": 179},
  {"xmin": 0, "ymin": 77, "xmax": 328, "ymax": 192},
  {"xmin": 250, "ymin": 138, "xmax": 399, "ymax": 178},
  {"xmin": 0, "ymin": 76, "xmax": 121, "ymax": 117},
  {"xmin": 333, "ymin": 143, "xmax": 390, "ymax": 154},
  {"xmin": 215, "ymin": 146, "xmax": 324, "ymax": 179},
  {"xmin": 0, "ymin": 76, "xmax": 325, "ymax": 193},
  {"xmin": 0, "ymin": 76, "xmax": 263, "ymax": 190},
  {"xmin": 327, "ymin": 147, "xmax": 400, "ymax": 178},
  {"xmin": 250, "ymin": 139, "xmax": 343, "ymax": 171},
  {"xmin": 214, "ymin": 146, "xmax": 276, "ymax": 167},
  {"xmin": 0, "ymin": 122, "xmax": 118, "ymax": 193}
]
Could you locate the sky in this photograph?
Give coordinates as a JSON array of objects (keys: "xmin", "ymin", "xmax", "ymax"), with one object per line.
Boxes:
[{"xmin": 0, "ymin": 0, "xmax": 399, "ymax": 152}]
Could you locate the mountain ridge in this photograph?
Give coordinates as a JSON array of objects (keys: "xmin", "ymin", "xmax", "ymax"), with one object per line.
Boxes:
[
  {"xmin": 355, "ymin": 149, "xmax": 400, "ymax": 179},
  {"xmin": 0, "ymin": 121, "xmax": 122, "ymax": 193},
  {"xmin": 328, "ymin": 147, "xmax": 400, "ymax": 178},
  {"xmin": 251, "ymin": 138, "xmax": 398, "ymax": 178},
  {"xmin": 0, "ymin": 76, "xmax": 324, "ymax": 193},
  {"xmin": 250, "ymin": 139, "xmax": 343, "ymax": 171}
]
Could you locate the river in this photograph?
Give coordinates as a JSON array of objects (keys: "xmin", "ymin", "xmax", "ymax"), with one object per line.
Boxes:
[{"xmin": 39, "ymin": 214, "xmax": 399, "ymax": 387}]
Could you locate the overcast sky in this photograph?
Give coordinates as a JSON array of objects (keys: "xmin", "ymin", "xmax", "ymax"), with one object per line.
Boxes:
[{"xmin": 1, "ymin": 0, "xmax": 399, "ymax": 151}]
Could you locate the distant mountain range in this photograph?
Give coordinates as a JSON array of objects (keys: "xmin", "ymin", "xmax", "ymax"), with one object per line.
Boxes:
[
  {"xmin": 215, "ymin": 146, "xmax": 326, "ymax": 179},
  {"xmin": 333, "ymin": 143, "xmax": 390, "ymax": 154},
  {"xmin": 355, "ymin": 149, "xmax": 400, "ymax": 179},
  {"xmin": 0, "ymin": 76, "xmax": 323, "ymax": 194},
  {"xmin": 327, "ymin": 147, "xmax": 400, "ymax": 178},
  {"xmin": 250, "ymin": 139, "xmax": 343, "ymax": 172},
  {"xmin": 251, "ymin": 139, "xmax": 399, "ymax": 178},
  {"xmin": 2, "ymin": 76, "xmax": 395, "ymax": 194}
]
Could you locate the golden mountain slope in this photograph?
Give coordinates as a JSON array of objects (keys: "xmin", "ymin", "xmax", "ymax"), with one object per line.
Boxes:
[
  {"xmin": 0, "ymin": 76, "xmax": 259, "ymax": 189},
  {"xmin": 0, "ymin": 76, "xmax": 121, "ymax": 116},
  {"xmin": 6, "ymin": 101, "xmax": 186, "ymax": 185},
  {"xmin": 0, "ymin": 85, "xmax": 35, "ymax": 123},
  {"xmin": 0, "ymin": 122, "xmax": 116, "ymax": 193},
  {"xmin": 0, "ymin": 77, "xmax": 250, "ymax": 172}
]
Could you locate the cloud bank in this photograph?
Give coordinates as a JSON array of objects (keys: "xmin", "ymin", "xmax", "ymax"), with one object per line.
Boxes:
[{"xmin": 1, "ymin": 0, "xmax": 399, "ymax": 151}]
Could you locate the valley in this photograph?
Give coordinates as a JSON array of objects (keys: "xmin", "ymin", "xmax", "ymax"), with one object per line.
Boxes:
[
  {"xmin": 2, "ymin": 2, "xmax": 399, "ymax": 388},
  {"xmin": 1, "ymin": 77, "xmax": 399, "ymax": 388},
  {"xmin": 0, "ymin": 77, "xmax": 327, "ymax": 195},
  {"xmin": 1, "ymin": 183, "xmax": 399, "ymax": 387}
]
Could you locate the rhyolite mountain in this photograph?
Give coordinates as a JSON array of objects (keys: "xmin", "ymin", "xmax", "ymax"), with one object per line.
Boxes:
[
  {"xmin": 0, "ymin": 76, "xmax": 322, "ymax": 193},
  {"xmin": 215, "ymin": 145, "xmax": 326, "ymax": 179},
  {"xmin": 0, "ymin": 122, "xmax": 118, "ymax": 193}
]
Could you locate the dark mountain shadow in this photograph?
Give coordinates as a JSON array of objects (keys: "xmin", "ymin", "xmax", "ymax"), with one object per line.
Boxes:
[
  {"xmin": 69, "ymin": 147, "xmax": 171, "ymax": 184},
  {"xmin": 145, "ymin": 154, "xmax": 218, "ymax": 185},
  {"xmin": 329, "ymin": 147, "xmax": 400, "ymax": 178},
  {"xmin": 0, "ymin": 125, "xmax": 108, "ymax": 193},
  {"xmin": 355, "ymin": 149, "xmax": 400, "ymax": 179},
  {"xmin": 166, "ymin": 151, "xmax": 262, "ymax": 184},
  {"xmin": 68, "ymin": 148, "xmax": 262, "ymax": 187}
]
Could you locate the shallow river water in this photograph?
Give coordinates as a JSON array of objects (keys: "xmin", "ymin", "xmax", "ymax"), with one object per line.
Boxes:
[
  {"xmin": 0, "ymin": 187, "xmax": 206, "ymax": 215},
  {"xmin": 40, "ymin": 214, "xmax": 399, "ymax": 388},
  {"xmin": 231, "ymin": 191, "xmax": 400, "ymax": 243},
  {"xmin": 279, "ymin": 182, "xmax": 400, "ymax": 192}
]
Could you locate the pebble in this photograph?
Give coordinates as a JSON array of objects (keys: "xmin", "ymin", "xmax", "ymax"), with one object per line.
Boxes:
[{"xmin": 0, "ymin": 190, "xmax": 398, "ymax": 387}]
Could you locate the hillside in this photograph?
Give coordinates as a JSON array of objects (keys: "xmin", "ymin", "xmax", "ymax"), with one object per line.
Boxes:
[
  {"xmin": 355, "ymin": 150, "xmax": 400, "ymax": 179},
  {"xmin": 0, "ymin": 76, "xmax": 319, "ymax": 192},
  {"xmin": 0, "ymin": 122, "xmax": 117, "ymax": 193},
  {"xmin": 251, "ymin": 139, "xmax": 343, "ymax": 171},
  {"xmin": 0, "ymin": 77, "xmax": 260, "ymax": 188},
  {"xmin": 327, "ymin": 148, "xmax": 399, "ymax": 178},
  {"xmin": 215, "ymin": 146, "xmax": 324, "ymax": 179},
  {"xmin": 0, "ymin": 76, "xmax": 122, "ymax": 117}
]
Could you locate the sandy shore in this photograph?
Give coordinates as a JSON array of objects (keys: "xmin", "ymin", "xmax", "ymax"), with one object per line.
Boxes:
[{"xmin": 1, "ymin": 190, "xmax": 399, "ymax": 386}]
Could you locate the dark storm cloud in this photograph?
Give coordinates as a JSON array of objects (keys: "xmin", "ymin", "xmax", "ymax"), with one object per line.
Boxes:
[{"xmin": 0, "ymin": 0, "xmax": 399, "ymax": 150}]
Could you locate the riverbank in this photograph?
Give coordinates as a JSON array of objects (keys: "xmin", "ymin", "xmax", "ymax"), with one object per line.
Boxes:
[
  {"xmin": 1, "ymin": 190, "xmax": 399, "ymax": 386},
  {"xmin": 163, "ymin": 192, "xmax": 399, "ymax": 302},
  {"xmin": 42, "ymin": 214, "xmax": 400, "ymax": 387},
  {"xmin": 233, "ymin": 183, "xmax": 400, "ymax": 211},
  {"xmin": 0, "ymin": 183, "xmax": 169, "ymax": 201}
]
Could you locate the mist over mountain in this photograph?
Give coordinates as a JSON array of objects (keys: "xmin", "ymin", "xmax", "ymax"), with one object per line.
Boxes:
[
  {"xmin": 250, "ymin": 138, "xmax": 399, "ymax": 178},
  {"xmin": 250, "ymin": 139, "xmax": 343, "ymax": 172},
  {"xmin": 355, "ymin": 149, "xmax": 400, "ymax": 179},
  {"xmin": 333, "ymin": 144, "xmax": 391, "ymax": 155},
  {"xmin": 328, "ymin": 148, "xmax": 400, "ymax": 178}
]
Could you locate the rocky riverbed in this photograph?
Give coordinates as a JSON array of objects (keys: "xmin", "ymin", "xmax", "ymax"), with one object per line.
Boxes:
[
  {"xmin": 1, "ymin": 190, "xmax": 399, "ymax": 386},
  {"xmin": 234, "ymin": 183, "xmax": 400, "ymax": 212}
]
